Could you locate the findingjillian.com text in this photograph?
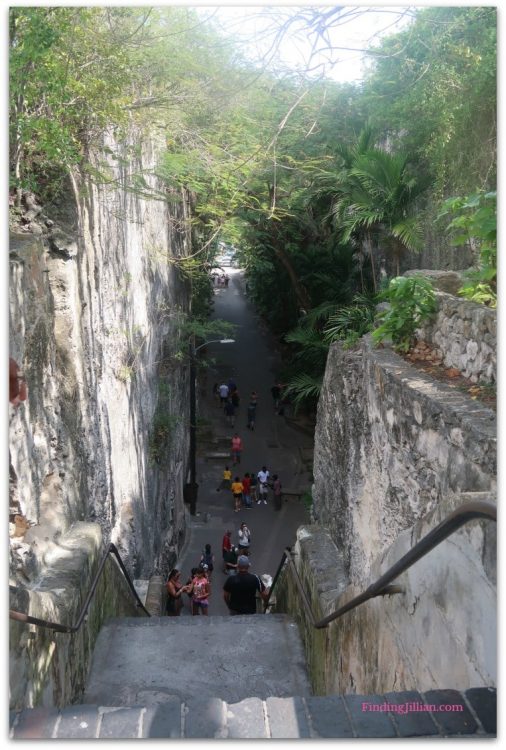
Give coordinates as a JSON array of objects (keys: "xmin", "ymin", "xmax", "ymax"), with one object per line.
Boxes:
[{"xmin": 361, "ymin": 702, "xmax": 463, "ymax": 714}]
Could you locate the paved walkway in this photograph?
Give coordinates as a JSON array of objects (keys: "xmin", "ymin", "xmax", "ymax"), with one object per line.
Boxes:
[{"xmin": 177, "ymin": 267, "xmax": 314, "ymax": 616}]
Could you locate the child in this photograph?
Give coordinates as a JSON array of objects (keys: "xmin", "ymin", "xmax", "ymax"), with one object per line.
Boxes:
[
  {"xmin": 200, "ymin": 543, "xmax": 215, "ymax": 580},
  {"xmin": 190, "ymin": 567, "xmax": 210, "ymax": 616},
  {"xmin": 217, "ymin": 465, "xmax": 232, "ymax": 492}
]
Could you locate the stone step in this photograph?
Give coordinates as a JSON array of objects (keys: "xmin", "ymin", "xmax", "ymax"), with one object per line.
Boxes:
[
  {"xmin": 10, "ymin": 688, "xmax": 496, "ymax": 739},
  {"xmin": 82, "ymin": 615, "xmax": 311, "ymax": 706}
]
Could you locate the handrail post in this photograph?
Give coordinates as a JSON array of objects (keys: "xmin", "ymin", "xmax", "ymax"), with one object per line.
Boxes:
[
  {"xmin": 9, "ymin": 542, "xmax": 151, "ymax": 633},
  {"xmin": 266, "ymin": 501, "xmax": 496, "ymax": 629}
]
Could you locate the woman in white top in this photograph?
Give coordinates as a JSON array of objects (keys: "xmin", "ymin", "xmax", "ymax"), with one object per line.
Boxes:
[
  {"xmin": 238, "ymin": 522, "xmax": 251, "ymax": 554},
  {"xmin": 257, "ymin": 466, "xmax": 270, "ymax": 504}
]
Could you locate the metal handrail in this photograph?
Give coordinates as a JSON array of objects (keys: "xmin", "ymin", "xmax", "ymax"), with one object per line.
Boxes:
[
  {"xmin": 9, "ymin": 542, "xmax": 150, "ymax": 633},
  {"xmin": 264, "ymin": 501, "xmax": 496, "ymax": 629}
]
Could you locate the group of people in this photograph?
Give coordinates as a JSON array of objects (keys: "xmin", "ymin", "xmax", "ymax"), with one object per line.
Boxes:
[
  {"xmin": 214, "ymin": 380, "xmax": 258, "ymax": 432},
  {"xmin": 212, "ymin": 272, "xmax": 229, "ymax": 287},
  {"xmin": 166, "ymin": 530, "xmax": 268, "ymax": 617},
  {"xmin": 218, "ymin": 465, "xmax": 283, "ymax": 510}
]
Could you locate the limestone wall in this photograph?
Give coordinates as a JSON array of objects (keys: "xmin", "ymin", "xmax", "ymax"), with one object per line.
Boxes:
[
  {"xmin": 9, "ymin": 131, "xmax": 191, "ymax": 586},
  {"xmin": 277, "ymin": 499, "xmax": 495, "ymax": 696},
  {"xmin": 9, "ymin": 522, "xmax": 145, "ymax": 710},
  {"xmin": 313, "ymin": 338, "xmax": 496, "ymax": 584},
  {"xmin": 303, "ymin": 336, "xmax": 496, "ymax": 693},
  {"xmin": 416, "ymin": 292, "xmax": 496, "ymax": 384}
]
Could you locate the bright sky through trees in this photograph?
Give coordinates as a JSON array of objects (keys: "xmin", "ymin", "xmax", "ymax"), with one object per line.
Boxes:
[{"xmin": 199, "ymin": 5, "xmax": 415, "ymax": 81}]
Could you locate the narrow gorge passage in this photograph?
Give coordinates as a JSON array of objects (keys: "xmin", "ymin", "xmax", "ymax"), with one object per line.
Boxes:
[{"xmin": 177, "ymin": 266, "xmax": 313, "ymax": 616}]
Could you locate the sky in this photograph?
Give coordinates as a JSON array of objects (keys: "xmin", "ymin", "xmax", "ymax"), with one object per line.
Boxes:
[{"xmin": 201, "ymin": 5, "xmax": 415, "ymax": 82}]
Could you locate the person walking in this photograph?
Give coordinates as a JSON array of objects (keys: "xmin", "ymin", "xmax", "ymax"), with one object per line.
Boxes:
[
  {"xmin": 223, "ymin": 556, "xmax": 268, "ymax": 615},
  {"xmin": 231, "ymin": 433, "xmax": 243, "ymax": 465},
  {"xmin": 231, "ymin": 476, "xmax": 244, "ymax": 512},
  {"xmin": 242, "ymin": 473, "xmax": 252, "ymax": 507},
  {"xmin": 219, "ymin": 382, "xmax": 229, "ymax": 405},
  {"xmin": 272, "ymin": 474, "xmax": 283, "ymax": 511},
  {"xmin": 224, "ymin": 399, "xmax": 235, "ymax": 427},
  {"xmin": 216, "ymin": 465, "xmax": 232, "ymax": 492},
  {"xmin": 257, "ymin": 466, "xmax": 270, "ymax": 505},
  {"xmin": 271, "ymin": 383, "xmax": 281, "ymax": 411},
  {"xmin": 246, "ymin": 401, "xmax": 256, "ymax": 430},
  {"xmin": 190, "ymin": 566, "xmax": 210, "ymax": 616},
  {"xmin": 237, "ymin": 522, "xmax": 251, "ymax": 555},
  {"xmin": 231, "ymin": 388, "xmax": 240, "ymax": 410},
  {"xmin": 250, "ymin": 471, "xmax": 258, "ymax": 504}
]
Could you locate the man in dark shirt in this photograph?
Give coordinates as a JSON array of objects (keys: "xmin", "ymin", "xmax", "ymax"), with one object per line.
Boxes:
[{"xmin": 223, "ymin": 556, "xmax": 268, "ymax": 614}]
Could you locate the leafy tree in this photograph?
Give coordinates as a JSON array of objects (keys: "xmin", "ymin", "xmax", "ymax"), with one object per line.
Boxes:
[
  {"xmin": 438, "ymin": 191, "xmax": 496, "ymax": 307},
  {"xmin": 373, "ymin": 276, "xmax": 437, "ymax": 352}
]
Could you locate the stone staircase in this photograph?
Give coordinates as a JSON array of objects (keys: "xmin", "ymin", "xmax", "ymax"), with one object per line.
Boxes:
[{"xmin": 9, "ymin": 615, "xmax": 496, "ymax": 739}]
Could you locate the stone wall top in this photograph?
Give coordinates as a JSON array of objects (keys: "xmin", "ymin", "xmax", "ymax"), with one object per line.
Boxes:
[{"xmin": 403, "ymin": 271, "xmax": 496, "ymax": 384}]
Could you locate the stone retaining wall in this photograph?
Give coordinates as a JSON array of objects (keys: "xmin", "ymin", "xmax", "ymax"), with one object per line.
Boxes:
[
  {"xmin": 417, "ymin": 292, "xmax": 496, "ymax": 384},
  {"xmin": 9, "ymin": 522, "xmax": 145, "ymax": 710},
  {"xmin": 313, "ymin": 338, "xmax": 496, "ymax": 583},
  {"xmin": 277, "ymin": 495, "xmax": 496, "ymax": 695}
]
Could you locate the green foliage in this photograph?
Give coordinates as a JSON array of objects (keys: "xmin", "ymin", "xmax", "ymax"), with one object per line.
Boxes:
[
  {"xmin": 300, "ymin": 490, "xmax": 313, "ymax": 512},
  {"xmin": 363, "ymin": 7, "xmax": 496, "ymax": 198},
  {"xmin": 438, "ymin": 191, "xmax": 496, "ymax": 307},
  {"xmin": 326, "ymin": 129, "xmax": 429, "ymax": 285},
  {"xmin": 283, "ymin": 373, "xmax": 323, "ymax": 412},
  {"xmin": 373, "ymin": 276, "xmax": 437, "ymax": 352},
  {"xmin": 324, "ymin": 294, "xmax": 377, "ymax": 347},
  {"xmin": 149, "ymin": 381, "xmax": 181, "ymax": 466}
]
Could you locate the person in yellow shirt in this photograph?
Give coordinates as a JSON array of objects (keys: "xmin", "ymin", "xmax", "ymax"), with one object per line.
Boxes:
[
  {"xmin": 217, "ymin": 465, "xmax": 232, "ymax": 492},
  {"xmin": 231, "ymin": 476, "xmax": 244, "ymax": 512}
]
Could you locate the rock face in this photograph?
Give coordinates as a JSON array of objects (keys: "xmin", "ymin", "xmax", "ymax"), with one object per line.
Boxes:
[
  {"xmin": 9, "ymin": 132, "xmax": 192, "ymax": 586},
  {"xmin": 313, "ymin": 337, "xmax": 496, "ymax": 584},
  {"xmin": 305, "ymin": 336, "xmax": 496, "ymax": 694}
]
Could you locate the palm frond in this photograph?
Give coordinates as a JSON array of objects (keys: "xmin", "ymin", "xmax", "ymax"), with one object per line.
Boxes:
[
  {"xmin": 390, "ymin": 217, "xmax": 424, "ymax": 252},
  {"xmin": 283, "ymin": 373, "xmax": 323, "ymax": 409}
]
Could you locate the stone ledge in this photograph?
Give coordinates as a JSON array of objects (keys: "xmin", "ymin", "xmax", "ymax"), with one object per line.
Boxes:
[{"xmin": 10, "ymin": 688, "xmax": 496, "ymax": 738}]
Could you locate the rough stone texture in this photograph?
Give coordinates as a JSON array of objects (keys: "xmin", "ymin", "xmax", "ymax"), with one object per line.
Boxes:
[
  {"xmin": 10, "ymin": 687, "xmax": 496, "ymax": 738},
  {"xmin": 82, "ymin": 615, "xmax": 311, "ymax": 706},
  {"xmin": 414, "ymin": 290, "xmax": 496, "ymax": 383},
  {"xmin": 289, "ymin": 336, "xmax": 496, "ymax": 695},
  {"xmin": 313, "ymin": 338, "xmax": 496, "ymax": 584},
  {"xmin": 9, "ymin": 522, "xmax": 145, "ymax": 710},
  {"xmin": 403, "ymin": 269, "xmax": 464, "ymax": 295},
  {"xmin": 278, "ymin": 508, "xmax": 495, "ymax": 697},
  {"xmin": 9, "ymin": 133, "xmax": 192, "ymax": 707}
]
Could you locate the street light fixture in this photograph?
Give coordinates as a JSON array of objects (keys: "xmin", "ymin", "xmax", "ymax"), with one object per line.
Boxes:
[{"xmin": 185, "ymin": 338, "xmax": 235, "ymax": 515}]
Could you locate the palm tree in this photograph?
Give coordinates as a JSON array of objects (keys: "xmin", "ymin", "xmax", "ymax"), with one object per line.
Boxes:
[{"xmin": 330, "ymin": 133, "xmax": 430, "ymax": 290}]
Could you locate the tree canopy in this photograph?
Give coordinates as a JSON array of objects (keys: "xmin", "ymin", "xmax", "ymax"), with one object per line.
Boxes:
[{"xmin": 10, "ymin": 5, "xmax": 496, "ymax": 408}]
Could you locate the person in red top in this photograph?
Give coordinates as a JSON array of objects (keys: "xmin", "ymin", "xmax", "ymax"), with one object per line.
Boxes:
[
  {"xmin": 231, "ymin": 433, "xmax": 243, "ymax": 465},
  {"xmin": 222, "ymin": 529, "xmax": 232, "ymax": 573},
  {"xmin": 242, "ymin": 473, "xmax": 252, "ymax": 508},
  {"xmin": 222, "ymin": 529, "xmax": 232, "ymax": 556}
]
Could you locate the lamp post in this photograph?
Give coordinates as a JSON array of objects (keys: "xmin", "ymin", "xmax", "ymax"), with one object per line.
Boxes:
[{"xmin": 185, "ymin": 338, "xmax": 235, "ymax": 516}]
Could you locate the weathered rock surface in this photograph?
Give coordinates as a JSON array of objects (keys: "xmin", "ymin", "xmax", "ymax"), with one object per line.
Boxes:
[
  {"xmin": 9, "ymin": 132, "xmax": 191, "ymax": 583},
  {"xmin": 312, "ymin": 337, "xmax": 495, "ymax": 582},
  {"xmin": 303, "ymin": 335, "xmax": 496, "ymax": 694}
]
